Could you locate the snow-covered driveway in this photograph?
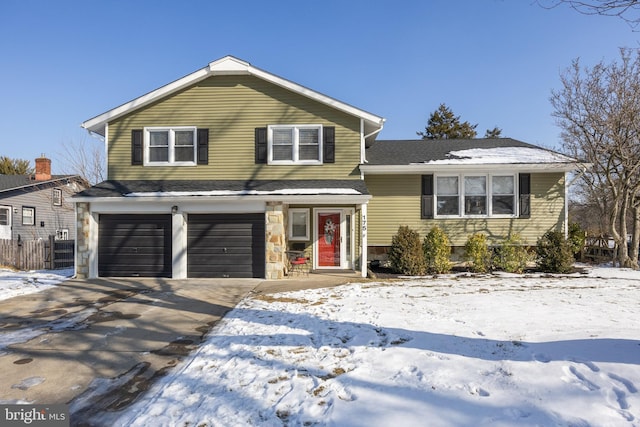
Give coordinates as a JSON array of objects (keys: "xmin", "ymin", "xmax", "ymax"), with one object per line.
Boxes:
[{"xmin": 111, "ymin": 267, "xmax": 640, "ymax": 427}]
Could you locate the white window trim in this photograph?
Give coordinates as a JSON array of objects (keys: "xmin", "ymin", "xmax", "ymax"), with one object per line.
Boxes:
[
  {"xmin": 267, "ymin": 124, "xmax": 323, "ymax": 165},
  {"xmin": 144, "ymin": 126, "xmax": 197, "ymax": 166},
  {"xmin": 434, "ymin": 173, "xmax": 517, "ymax": 219},
  {"xmin": 52, "ymin": 188, "xmax": 63, "ymax": 206},
  {"xmin": 288, "ymin": 208, "xmax": 310, "ymax": 241},
  {"xmin": 22, "ymin": 206, "xmax": 35, "ymax": 226}
]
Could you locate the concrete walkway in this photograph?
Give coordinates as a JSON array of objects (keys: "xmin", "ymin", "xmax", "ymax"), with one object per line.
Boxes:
[{"xmin": 0, "ymin": 272, "xmax": 361, "ymax": 425}]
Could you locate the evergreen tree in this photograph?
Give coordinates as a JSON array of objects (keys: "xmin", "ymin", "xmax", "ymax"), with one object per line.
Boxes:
[
  {"xmin": 417, "ymin": 103, "xmax": 478, "ymax": 139},
  {"xmin": 484, "ymin": 127, "xmax": 503, "ymax": 138},
  {"xmin": 0, "ymin": 156, "xmax": 32, "ymax": 175}
]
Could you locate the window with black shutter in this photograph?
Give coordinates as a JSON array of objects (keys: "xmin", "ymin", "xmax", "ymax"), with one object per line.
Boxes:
[
  {"xmin": 519, "ymin": 173, "xmax": 531, "ymax": 218},
  {"xmin": 421, "ymin": 174, "xmax": 434, "ymax": 219},
  {"xmin": 131, "ymin": 129, "xmax": 143, "ymax": 165},
  {"xmin": 255, "ymin": 127, "xmax": 267, "ymax": 164},
  {"xmin": 323, "ymin": 126, "xmax": 335, "ymax": 163},
  {"xmin": 197, "ymin": 128, "xmax": 209, "ymax": 165}
]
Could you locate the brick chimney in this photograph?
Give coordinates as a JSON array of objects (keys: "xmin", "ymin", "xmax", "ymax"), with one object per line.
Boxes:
[{"xmin": 35, "ymin": 155, "xmax": 51, "ymax": 181}]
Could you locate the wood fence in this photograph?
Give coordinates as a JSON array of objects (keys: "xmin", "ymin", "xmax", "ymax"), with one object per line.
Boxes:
[{"xmin": 0, "ymin": 237, "xmax": 74, "ymax": 271}]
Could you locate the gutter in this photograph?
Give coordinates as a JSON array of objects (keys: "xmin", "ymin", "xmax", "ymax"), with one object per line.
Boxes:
[{"xmin": 360, "ymin": 120, "xmax": 385, "ymax": 165}]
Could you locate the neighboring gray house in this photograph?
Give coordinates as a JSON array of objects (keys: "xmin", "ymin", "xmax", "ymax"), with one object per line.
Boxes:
[{"xmin": 0, "ymin": 157, "xmax": 87, "ymax": 241}]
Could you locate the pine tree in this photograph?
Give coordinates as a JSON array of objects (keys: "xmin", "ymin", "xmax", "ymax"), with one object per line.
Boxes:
[
  {"xmin": 0, "ymin": 156, "xmax": 32, "ymax": 175},
  {"xmin": 417, "ymin": 103, "xmax": 478, "ymax": 139}
]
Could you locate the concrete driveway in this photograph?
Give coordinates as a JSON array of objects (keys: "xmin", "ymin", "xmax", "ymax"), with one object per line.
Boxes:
[
  {"xmin": 0, "ymin": 277, "xmax": 261, "ymax": 425},
  {"xmin": 0, "ymin": 272, "xmax": 361, "ymax": 425}
]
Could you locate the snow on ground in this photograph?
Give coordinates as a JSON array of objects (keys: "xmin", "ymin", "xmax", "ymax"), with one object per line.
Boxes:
[
  {"xmin": 0, "ymin": 268, "xmax": 72, "ymax": 301},
  {"xmin": 108, "ymin": 266, "xmax": 640, "ymax": 427},
  {"xmin": 0, "ymin": 268, "xmax": 80, "ymax": 351}
]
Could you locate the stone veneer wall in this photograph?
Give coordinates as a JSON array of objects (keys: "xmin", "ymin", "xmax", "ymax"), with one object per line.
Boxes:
[
  {"xmin": 265, "ymin": 202, "xmax": 286, "ymax": 279},
  {"xmin": 75, "ymin": 202, "xmax": 90, "ymax": 278}
]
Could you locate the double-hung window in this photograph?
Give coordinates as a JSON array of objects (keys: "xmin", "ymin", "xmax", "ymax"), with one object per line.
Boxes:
[
  {"xmin": 436, "ymin": 176, "xmax": 459, "ymax": 216},
  {"xmin": 268, "ymin": 125, "xmax": 322, "ymax": 164},
  {"xmin": 492, "ymin": 176, "xmax": 516, "ymax": 215},
  {"xmin": 433, "ymin": 174, "xmax": 517, "ymax": 218},
  {"xmin": 145, "ymin": 127, "xmax": 196, "ymax": 166},
  {"xmin": 22, "ymin": 206, "xmax": 35, "ymax": 226},
  {"xmin": 464, "ymin": 176, "xmax": 487, "ymax": 215},
  {"xmin": 288, "ymin": 208, "xmax": 310, "ymax": 240}
]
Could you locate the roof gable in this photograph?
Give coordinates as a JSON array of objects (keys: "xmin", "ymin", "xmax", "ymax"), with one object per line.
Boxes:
[
  {"xmin": 82, "ymin": 56, "xmax": 385, "ymax": 139},
  {"xmin": 0, "ymin": 175, "xmax": 84, "ymax": 194}
]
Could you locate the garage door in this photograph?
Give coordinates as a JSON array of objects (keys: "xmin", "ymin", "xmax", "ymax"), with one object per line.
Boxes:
[
  {"xmin": 98, "ymin": 214, "xmax": 172, "ymax": 277},
  {"xmin": 188, "ymin": 213, "xmax": 265, "ymax": 278}
]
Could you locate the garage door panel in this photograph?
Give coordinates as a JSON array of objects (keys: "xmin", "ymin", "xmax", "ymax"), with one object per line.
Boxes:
[
  {"xmin": 99, "ymin": 214, "xmax": 171, "ymax": 277},
  {"xmin": 188, "ymin": 213, "xmax": 265, "ymax": 278}
]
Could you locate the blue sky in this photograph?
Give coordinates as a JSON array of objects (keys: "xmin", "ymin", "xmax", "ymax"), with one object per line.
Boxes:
[{"xmin": 1, "ymin": 0, "xmax": 638, "ymax": 173}]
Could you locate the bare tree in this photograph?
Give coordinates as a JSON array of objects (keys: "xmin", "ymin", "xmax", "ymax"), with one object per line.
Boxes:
[
  {"xmin": 551, "ymin": 48, "xmax": 640, "ymax": 268},
  {"xmin": 56, "ymin": 137, "xmax": 105, "ymax": 185},
  {"xmin": 538, "ymin": 0, "xmax": 640, "ymax": 28}
]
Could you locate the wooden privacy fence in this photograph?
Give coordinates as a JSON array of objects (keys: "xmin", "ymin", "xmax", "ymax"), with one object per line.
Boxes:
[{"xmin": 0, "ymin": 236, "xmax": 74, "ymax": 271}]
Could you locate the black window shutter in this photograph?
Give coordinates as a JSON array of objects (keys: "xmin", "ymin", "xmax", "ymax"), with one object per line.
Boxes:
[
  {"xmin": 197, "ymin": 128, "xmax": 209, "ymax": 165},
  {"xmin": 421, "ymin": 174, "xmax": 434, "ymax": 219},
  {"xmin": 519, "ymin": 173, "xmax": 531, "ymax": 218},
  {"xmin": 131, "ymin": 129, "xmax": 143, "ymax": 165},
  {"xmin": 255, "ymin": 127, "xmax": 267, "ymax": 164},
  {"xmin": 323, "ymin": 126, "xmax": 335, "ymax": 163}
]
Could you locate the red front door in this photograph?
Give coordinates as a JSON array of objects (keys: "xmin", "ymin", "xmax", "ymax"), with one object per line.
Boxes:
[{"xmin": 317, "ymin": 212, "xmax": 341, "ymax": 267}]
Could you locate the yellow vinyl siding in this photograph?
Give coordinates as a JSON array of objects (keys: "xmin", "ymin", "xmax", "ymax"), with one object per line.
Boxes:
[
  {"xmin": 107, "ymin": 75, "xmax": 361, "ymax": 180},
  {"xmin": 365, "ymin": 172, "xmax": 565, "ymax": 247}
]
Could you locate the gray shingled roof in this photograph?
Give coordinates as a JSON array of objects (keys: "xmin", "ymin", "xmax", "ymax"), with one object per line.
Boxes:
[
  {"xmin": 0, "ymin": 175, "xmax": 81, "ymax": 193},
  {"xmin": 75, "ymin": 179, "xmax": 370, "ymax": 198},
  {"xmin": 364, "ymin": 138, "xmax": 557, "ymax": 165}
]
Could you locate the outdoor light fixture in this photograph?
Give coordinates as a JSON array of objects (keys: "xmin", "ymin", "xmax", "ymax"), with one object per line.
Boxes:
[{"xmin": 171, "ymin": 205, "xmax": 179, "ymax": 214}]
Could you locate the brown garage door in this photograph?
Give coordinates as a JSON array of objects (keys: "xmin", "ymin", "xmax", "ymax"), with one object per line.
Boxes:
[
  {"xmin": 188, "ymin": 213, "xmax": 265, "ymax": 278},
  {"xmin": 98, "ymin": 214, "xmax": 172, "ymax": 277}
]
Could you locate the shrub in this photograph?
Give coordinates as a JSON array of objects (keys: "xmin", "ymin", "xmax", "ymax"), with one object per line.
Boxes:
[
  {"xmin": 464, "ymin": 233, "xmax": 492, "ymax": 273},
  {"xmin": 389, "ymin": 226, "xmax": 427, "ymax": 275},
  {"xmin": 493, "ymin": 234, "xmax": 532, "ymax": 274},
  {"xmin": 568, "ymin": 222, "xmax": 586, "ymax": 258},
  {"xmin": 423, "ymin": 226, "xmax": 452, "ymax": 274},
  {"xmin": 535, "ymin": 230, "xmax": 574, "ymax": 273}
]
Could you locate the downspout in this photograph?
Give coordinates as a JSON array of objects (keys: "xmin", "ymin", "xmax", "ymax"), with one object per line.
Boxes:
[{"xmin": 360, "ymin": 119, "xmax": 384, "ymax": 165}]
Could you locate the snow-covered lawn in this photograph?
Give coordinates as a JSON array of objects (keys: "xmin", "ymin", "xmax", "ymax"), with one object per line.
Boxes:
[
  {"xmin": 107, "ymin": 266, "xmax": 640, "ymax": 427},
  {"xmin": 0, "ymin": 267, "xmax": 72, "ymax": 301},
  {"xmin": 1, "ymin": 266, "xmax": 638, "ymax": 426}
]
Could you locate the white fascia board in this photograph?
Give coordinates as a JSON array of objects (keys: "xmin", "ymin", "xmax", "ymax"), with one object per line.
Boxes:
[
  {"xmin": 247, "ymin": 65, "xmax": 385, "ymax": 129},
  {"xmin": 81, "ymin": 66, "xmax": 212, "ymax": 135},
  {"xmin": 75, "ymin": 194, "xmax": 371, "ymax": 206},
  {"xmin": 359, "ymin": 163, "xmax": 585, "ymax": 174},
  {"xmin": 81, "ymin": 55, "xmax": 385, "ymax": 137},
  {"xmin": 88, "ymin": 199, "xmax": 265, "ymax": 214}
]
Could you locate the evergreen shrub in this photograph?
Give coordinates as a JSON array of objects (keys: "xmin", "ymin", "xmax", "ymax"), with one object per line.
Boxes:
[
  {"xmin": 423, "ymin": 226, "xmax": 452, "ymax": 274},
  {"xmin": 464, "ymin": 233, "xmax": 492, "ymax": 273},
  {"xmin": 535, "ymin": 230, "xmax": 574, "ymax": 273},
  {"xmin": 493, "ymin": 234, "xmax": 532, "ymax": 274},
  {"xmin": 389, "ymin": 225, "xmax": 427, "ymax": 275}
]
